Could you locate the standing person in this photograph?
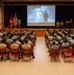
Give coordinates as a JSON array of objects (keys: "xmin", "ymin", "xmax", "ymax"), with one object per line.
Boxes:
[
  {"xmin": 70, "ymin": 19, "xmax": 74, "ymax": 28},
  {"xmin": 60, "ymin": 21, "xmax": 64, "ymax": 28},
  {"xmin": 17, "ymin": 15, "xmax": 21, "ymax": 28},
  {"xmin": 56, "ymin": 20, "xmax": 60, "ymax": 28}
]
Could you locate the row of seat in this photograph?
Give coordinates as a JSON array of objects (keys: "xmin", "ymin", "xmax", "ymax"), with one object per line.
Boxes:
[
  {"xmin": 0, "ymin": 37, "xmax": 36, "ymax": 62},
  {"xmin": 0, "ymin": 48, "xmax": 32, "ymax": 62},
  {"xmin": 49, "ymin": 47, "xmax": 74, "ymax": 63},
  {"xmin": 45, "ymin": 37, "xmax": 74, "ymax": 62}
]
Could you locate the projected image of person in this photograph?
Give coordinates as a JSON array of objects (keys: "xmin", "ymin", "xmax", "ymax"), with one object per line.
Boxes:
[{"xmin": 43, "ymin": 11, "xmax": 48, "ymax": 22}]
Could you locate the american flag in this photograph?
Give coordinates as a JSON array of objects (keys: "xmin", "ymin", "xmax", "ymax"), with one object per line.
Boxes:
[{"xmin": 13, "ymin": 13, "xmax": 18, "ymax": 28}]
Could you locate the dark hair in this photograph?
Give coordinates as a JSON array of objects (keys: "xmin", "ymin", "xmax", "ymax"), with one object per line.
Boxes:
[
  {"xmin": 52, "ymin": 41, "xmax": 56, "ymax": 45},
  {"xmin": 24, "ymin": 39, "xmax": 28, "ymax": 44},
  {"xmin": 1, "ymin": 40, "xmax": 5, "ymax": 43},
  {"xmin": 20, "ymin": 29, "xmax": 22, "ymax": 31},
  {"xmin": 13, "ymin": 39, "xmax": 16, "ymax": 42},
  {"xmin": 26, "ymin": 30, "xmax": 28, "ymax": 32},
  {"xmin": 72, "ymin": 36, "xmax": 74, "ymax": 39},
  {"xmin": 63, "ymin": 39, "xmax": 67, "ymax": 43}
]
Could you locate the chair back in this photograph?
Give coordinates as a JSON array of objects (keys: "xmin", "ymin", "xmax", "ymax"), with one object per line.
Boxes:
[
  {"xmin": 51, "ymin": 49, "xmax": 60, "ymax": 54},
  {"xmin": 61, "ymin": 46, "xmax": 70, "ymax": 52},
  {"xmin": 63, "ymin": 49, "xmax": 73, "ymax": 57},
  {"xmin": 22, "ymin": 49, "xmax": 31, "ymax": 62},
  {"xmin": 0, "ymin": 48, "xmax": 6, "ymax": 52},
  {"xmin": 10, "ymin": 49, "xmax": 19, "ymax": 53},
  {"xmin": 50, "ymin": 49, "xmax": 60, "ymax": 62},
  {"xmin": 64, "ymin": 49, "xmax": 73, "ymax": 53},
  {"xmin": 22, "ymin": 49, "xmax": 31, "ymax": 53},
  {"xmin": 62, "ymin": 46, "xmax": 70, "ymax": 50}
]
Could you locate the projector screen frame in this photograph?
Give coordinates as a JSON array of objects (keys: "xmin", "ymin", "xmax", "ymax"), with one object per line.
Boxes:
[{"xmin": 27, "ymin": 5, "xmax": 56, "ymax": 27}]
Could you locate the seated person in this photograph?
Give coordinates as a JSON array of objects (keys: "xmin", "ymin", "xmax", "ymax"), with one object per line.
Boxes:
[
  {"xmin": 24, "ymin": 30, "xmax": 30, "ymax": 36},
  {"xmin": 10, "ymin": 39, "xmax": 20, "ymax": 59},
  {"xmin": 61, "ymin": 39, "xmax": 71, "ymax": 54},
  {"xmin": 0, "ymin": 39, "xmax": 7, "ymax": 51},
  {"xmin": 0, "ymin": 40, "xmax": 7, "ymax": 59},
  {"xmin": 22, "ymin": 39, "xmax": 35, "ymax": 59},
  {"xmin": 49, "ymin": 41, "xmax": 60, "ymax": 53},
  {"xmin": 69, "ymin": 36, "xmax": 74, "ymax": 49},
  {"xmin": 15, "ymin": 38, "xmax": 22, "ymax": 50},
  {"xmin": 10, "ymin": 39, "xmax": 19, "ymax": 50},
  {"xmin": 30, "ymin": 31, "xmax": 36, "ymax": 42},
  {"xmin": 50, "ymin": 38, "xmax": 60, "ymax": 47},
  {"xmin": 61, "ymin": 39, "xmax": 70, "ymax": 47},
  {"xmin": 5, "ymin": 36, "xmax": 13, "ymax": 45}
]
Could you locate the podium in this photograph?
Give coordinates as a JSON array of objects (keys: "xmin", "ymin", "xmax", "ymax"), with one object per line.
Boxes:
[{"xmin": 65, "ymin": 20, "xmax": 70, "ymax": 28}]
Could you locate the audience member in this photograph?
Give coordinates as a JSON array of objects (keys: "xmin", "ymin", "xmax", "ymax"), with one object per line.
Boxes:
[{"xmin": 22, "ymin": 39, "xmax": 35, "ymax": 59}]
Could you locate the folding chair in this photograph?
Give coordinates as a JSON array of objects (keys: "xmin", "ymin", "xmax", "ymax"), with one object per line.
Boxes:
[
  {"xmin": 61, "ymin": 46, "xmax": 70, "ymax": 58},
  {"xmin": 10, "ymin": 49, "xmax": 20, "ymax": 61},
  {"xmin": 63, "ymin": 49, "xmax": 73, "ymax": 63},
  {"xmin": 21, "ymin": 49, "xmax": 31, "ymax": 62},
  {"xmin": 50, "ymin": 49, "xmax": 60, "ymax": 62},
  {"xmin": 0, "ymin": 49, "xmax": 7, "ymax": 61}
]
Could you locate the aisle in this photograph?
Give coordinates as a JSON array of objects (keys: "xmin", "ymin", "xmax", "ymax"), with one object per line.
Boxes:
[{"xmin": 34, "ymin": 37, "xmax": 49, "ymax": 62}]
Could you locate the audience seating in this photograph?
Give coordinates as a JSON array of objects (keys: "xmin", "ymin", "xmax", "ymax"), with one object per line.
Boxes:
[
  {"xmin": 61, "ymin": 46, "xmax": 70, "ymax": 58},
  {"xmin": 50, "ymin": 49, "xmax": 60, "ymax": 62},
  {"xmin": 10, "ymin": 49, "xmax": 20, "ymax": 61},
  {"xmin": 45, "ymin": 29, "xmax": 74, "ymax": 63},
  {"xmin": 63, "ymin": 49, "xmax": 73, "ymax": 63},
  {"xmin": 0, "ymin": 49, "xmax": 7, "ymax": 61},
  {"xmin": 21, "ymin": 49, "xmax": 32, "ymax": 62}
]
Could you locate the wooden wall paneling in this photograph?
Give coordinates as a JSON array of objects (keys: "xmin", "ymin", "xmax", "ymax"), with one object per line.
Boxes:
[
  {"xmin": 0, "ymin": 7, "xmax": 2, "ymax": 29},
  {"xmin": 36, "ymin": 30, "xmax": 45, "ymax": 37},
  {"xmin": 2, "ymin": 0, "xmax": 4, "ymax": 29}
]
